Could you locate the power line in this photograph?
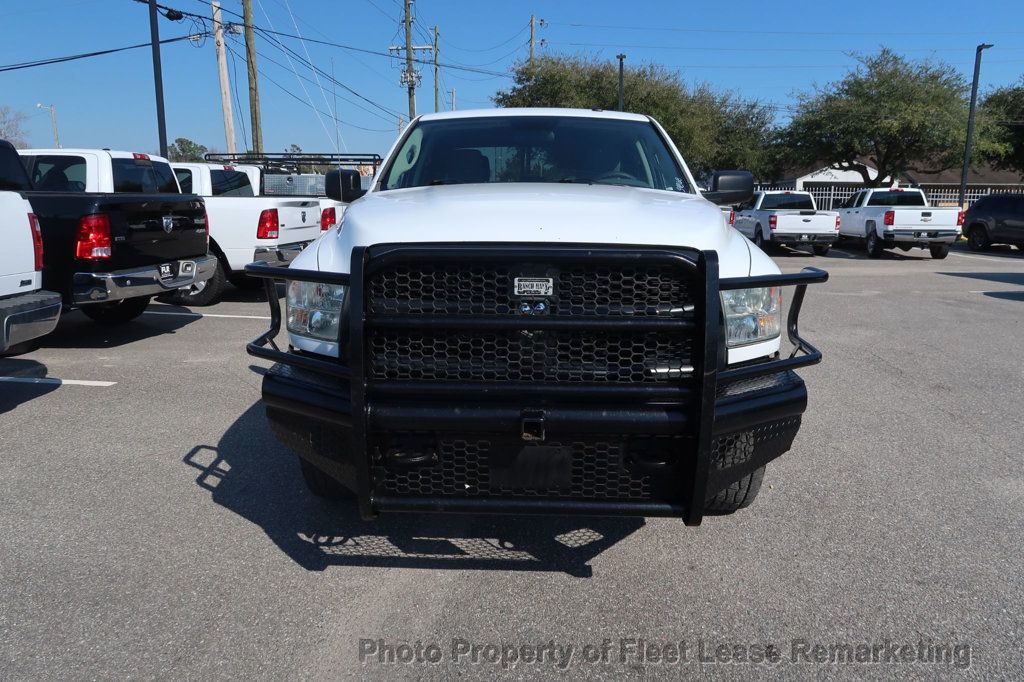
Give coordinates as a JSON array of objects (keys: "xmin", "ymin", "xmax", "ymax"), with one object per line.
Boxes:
[
  {"xmin": 0, "ymin": 34, "xmax": 202, "ymax": 73},
  {"xmin": 224, "ymin": 40, "xmax": 392, "ymax": 132},
  {"xmin": 442, "ymin": 23, "xmax": 530, "ymax": 53},
  {"xmin": 557, "ymin": 42, "xmax": 1024, "ymax": 54},
  {"xmin": 548, "ymin": 20, "xmax": 1024, "ymax": 37}
]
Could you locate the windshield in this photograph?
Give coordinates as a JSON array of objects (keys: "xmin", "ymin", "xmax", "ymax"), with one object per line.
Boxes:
[
  {"xmin": 867, "ymin": 191, "xmax": 927, "ymax": 207},
  {"xmin": 379, "ymin": 115, "xmax": 692, "ymax": 193},
  {"xmin": 760, "ymin": 193, "xmax": 814, "ymax": 210}
]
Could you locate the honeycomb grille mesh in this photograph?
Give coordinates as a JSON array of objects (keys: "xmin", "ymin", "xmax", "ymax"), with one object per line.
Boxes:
[
  {"xmin": 374, "ymin": 437, "xmax": 660, "ymax": 500},
  {"xmin": 368, "ymin": 330, "xmax": 693, "ymax": 383},
  {"xmin": 367, "ymin": 263, "xmax": 693, "ymax": 317}
]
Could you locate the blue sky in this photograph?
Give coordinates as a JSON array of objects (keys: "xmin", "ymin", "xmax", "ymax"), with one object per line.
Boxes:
[{"xmin": 2, "ymin": 0, "xmax": 1023, "ymax": 156}]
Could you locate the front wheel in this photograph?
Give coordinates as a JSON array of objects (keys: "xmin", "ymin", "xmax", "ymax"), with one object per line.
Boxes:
[
  {"xmin": 812, "ymin": 243, "xmax": 831, "ymax": 256},
  {"xmin": 81, "ymin": 296, "xmax": 150, "ymax": 325},
  {"xmin": 753, "ymin": 228, "xmax": 765, "ymax": 250},
  {"xmin": 865, "ymin": 229, "xmax": 884, "ymax": 258},
  {"xmin": 164, "ymin": 260, "xmax": 226, "ymax": 307},
  {"xmin": 929, "ymin": 243, "xmax": 950, "ymax": 259},
  {"xmin": 967, "ymin": 227, "xmax": 990, "ymax": 252},
  {"xmin": 298, "ymin": 457, "xmax": 354, "ymax": 501},
  {"xmin": 705, "ymin": 466, "xmax": 765, "ymax": 513}
]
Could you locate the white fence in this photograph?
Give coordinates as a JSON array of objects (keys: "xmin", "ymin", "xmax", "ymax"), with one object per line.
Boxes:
[{"xmin": 755, "ymin": 183, "xmax": 1024, "ymax": 210}]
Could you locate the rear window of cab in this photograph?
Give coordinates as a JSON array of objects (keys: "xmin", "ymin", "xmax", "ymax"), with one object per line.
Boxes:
[{"xmin": 112, "ymin": 158, "xmax": 180, "ymax": 194}]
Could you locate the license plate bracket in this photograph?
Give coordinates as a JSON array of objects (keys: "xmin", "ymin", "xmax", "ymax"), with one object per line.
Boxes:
[{"xmin": 488, "ymin": 444, "xmax": 572, "ymax": 491}]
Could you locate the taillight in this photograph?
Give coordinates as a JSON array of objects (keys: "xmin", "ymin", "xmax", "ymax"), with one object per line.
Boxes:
[
  {"xmin": 257, "ymin": 208, "xmax": 279, "ymax": 239},
  {"xmin": 957, "ymin": 209, "xmax": 964, "ymax": 226},
  {"xmin": 727, "ymin": 210, "xmax": 735, "ymax": 226},
  {"xmin": 835, "ymin": 215, "xmax": 841, "ymax": 231},
  {"xmin": 203, "ymin": 211, "xmax": 210, "ymax": 245},
  {"xmin": 884, "ymin": 210, "xmax": 895, "ymax": 226},
  {"xmin": 28, "ymin": 214, "xmax": 44, "ymax": 271},
  {"xmin": 321, "ymin": 206, "xmax": 337, "ymax": 231},
  {"xmin": 769, "ymin": 214, "xmax": 777, "ymax": 230},
  {"xmin": 75, "ymin": 214, "xmax": 112, "ymax": 260}
]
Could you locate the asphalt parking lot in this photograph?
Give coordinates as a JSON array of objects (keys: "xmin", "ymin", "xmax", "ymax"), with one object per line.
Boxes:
[{"xmin": 1, "ymin": 241, "xmax": 1022, "ymax": 678}]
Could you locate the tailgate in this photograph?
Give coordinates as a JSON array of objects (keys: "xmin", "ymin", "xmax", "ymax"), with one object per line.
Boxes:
[
  {"xmin": 103, "ymin": 195, "xmax": 208, "ymax": 270},
  {"xmin": 775, "ymin": 211, "xmax": 836, "ymax": 234},
  {"xmin": 272, "ymin": 198, "xmax": 321, "ymax": 244},
  {"xmin": 892, "ymin": 209, "xmax": 958, "ymax": 228}
]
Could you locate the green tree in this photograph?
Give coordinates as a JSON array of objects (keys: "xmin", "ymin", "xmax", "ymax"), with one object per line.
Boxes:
[
  {"xmin": 780, "ymin": 49, "xmax": 995, "ymax": 187},
  {"xmin": 981, "ymin": 80, "xmax": 1024, "ymax": 178},
  {"xmin": 167, "ymin": 137, "xmax": 208, "ymax": 162},
  {"xmin": 493, "ymin": 56, "xmax": 776, "ymax": 178}
]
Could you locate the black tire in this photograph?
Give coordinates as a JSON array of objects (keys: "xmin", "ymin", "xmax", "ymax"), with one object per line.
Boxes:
[
  {"xmin": 80, "ymin": 296, "xmax": 151, "ymax": 325},
  {"xmin": 705, "ymin": 466, "xmax": 765, "ymax": 513},
  {"xmin": 229, "ymin": 273, "xmax": 264, "ymax": 291},
  {"xmin": 298, "ymin": 457, "xmax": 353, "ymax": 501},
  {"xmin": 753, "ymin": 227, "xmax": 765, "ymax": 250},
  {"xmin": 164, "ymin": 259, "xmax": 227, "ymax": 307},
  {"xmin": 812, "ymin": 243, "xmax": 831, "ymax": 256},
  {"xmin": 929, "ymin": 243, "xmax": 950, "ymax": 259},
  {"xmin": 865, "ymin": 229, "xmax": 884, "ymax": 258},
  {"xmin": 967, "ymin": 226, "xmax": 990, "ymax": 252}
]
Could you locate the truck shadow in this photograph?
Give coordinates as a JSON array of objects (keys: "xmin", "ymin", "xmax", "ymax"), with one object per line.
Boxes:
[
  {"xmin": 183, "ymin": 402, "xmax": 644, "ymax": 577},
  {"xmin": 938, "ymin": 271, "xmax": 1024, "ymax": 301},
  {"xmin": 0, "ymin": 358, "xmax": 60, "ymax": 414},
  {"xmin": 40, "ymin": 309, "xmax": 197, "ymax": 350}
]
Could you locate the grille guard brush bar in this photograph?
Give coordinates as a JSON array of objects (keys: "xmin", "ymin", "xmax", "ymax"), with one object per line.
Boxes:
[{"xmin": 244, "ymin": 249, "xmax": 827, "ymax": 525}]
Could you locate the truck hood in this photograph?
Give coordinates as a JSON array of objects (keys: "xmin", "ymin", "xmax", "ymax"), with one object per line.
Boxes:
[{"xmin": 305, "ymin": 183, "xmax": 760, "ymax": 278}]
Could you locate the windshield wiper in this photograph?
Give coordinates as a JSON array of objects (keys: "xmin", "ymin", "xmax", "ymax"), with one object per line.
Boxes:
[
  {"xmin": 559, "ymin": 177, "xmax": 594, "ymax": 184},
  {"xmin": 428, "ymin": 179, "xmax": 447, "ymax": 185}
]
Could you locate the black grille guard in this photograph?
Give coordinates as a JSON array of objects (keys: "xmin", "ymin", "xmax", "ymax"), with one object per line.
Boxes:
[{"xmin": 244, "ymin": 245, "xmax": 827, "ymax": 524}]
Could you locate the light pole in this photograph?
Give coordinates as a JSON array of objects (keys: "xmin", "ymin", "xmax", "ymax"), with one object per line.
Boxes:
[
  {"xmin": 616, "ymin": 54, "xmax": 626, "ymax": 111},
  {"xmin": 958, "ymin": 43, "xmax": 993, "ymax": 207},
  {"xmin": 36, "ymin": 103, "xmax": 60, "ymax": 148}
]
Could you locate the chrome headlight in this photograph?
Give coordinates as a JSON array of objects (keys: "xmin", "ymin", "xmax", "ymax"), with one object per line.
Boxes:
[
  {"xmin": 286, "ymin": 280, "xmax": 347, "ymax": 342},
  {"xmin": 721, "ymin": 287, "xmax": 782, "ymax": 348}
]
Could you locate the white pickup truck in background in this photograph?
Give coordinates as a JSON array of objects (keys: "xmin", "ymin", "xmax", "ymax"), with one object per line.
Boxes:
[
  {"xmin": 733, "ymin": 191, "xmax": 840, "ymax": 256},
  {"xmin": 171, "ymin": 163, "xmax": 322, "ymax": 304},
  {"xmin": 0, "ymin": 142, "xmax": 61, "ymax": 354},
  {"xmin": 837, "ymin": 187, "xmax": 962, "ymax": 259},
  {"xmin": 232, "ymin": 164, "xmax": 344, "ymax": 235}
]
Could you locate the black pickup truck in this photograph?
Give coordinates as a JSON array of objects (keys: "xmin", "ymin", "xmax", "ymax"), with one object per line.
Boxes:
[{"xmin": 0, "ymin": 141, "xmax": 216, "ymax": 324}]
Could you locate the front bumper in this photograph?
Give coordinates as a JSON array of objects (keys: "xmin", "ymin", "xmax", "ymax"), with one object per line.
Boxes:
[
  {"xmin": 883, "ymin": 229, "xmax": 959, "ymax": 244},
  {"xmin": 253, "ymin": 241, "xmax": 312, "ymax": 268},
  {"xmin": 771, "ymin": 233, "xmax": 837, "ymax": 245},
  {"xmin": 244, "ymin": 245, "xmax": 827, "ymax": 525},
  {"xmin": 0, "ymin": 290, "xmax": 62, "ymax": 352},
  {"xmin": 72, "ymin": 255, "xmax": 217, "ymax": 305}
]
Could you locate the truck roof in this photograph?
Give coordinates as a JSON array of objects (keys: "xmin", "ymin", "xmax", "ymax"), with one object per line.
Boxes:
[
  {"xmin": 416, "ymin": 107, "xmax": 652, "ymax": 123},
  {"xmin": 19, "ymin": 149, "xmax": 172, "ymax": 164}
]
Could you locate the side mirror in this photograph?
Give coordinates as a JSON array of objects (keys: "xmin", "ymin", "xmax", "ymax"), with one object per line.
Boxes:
[
  {"xmin": 325, "ymin": 168, "xmax": 366, "ymax": 203},
  {"xmin": 703, "ymin": 170, "xmax": 754, "ymax": 205}
]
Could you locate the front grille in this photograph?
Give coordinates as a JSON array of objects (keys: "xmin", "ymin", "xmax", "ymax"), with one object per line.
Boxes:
[
  {"xmin": 368, "ymin": 329, "xmax": 692, "ymax": 383},
  {"xmin": 367, "ymin": 263, "xmax": 692, "ymax": 317},
  {"xmin": 373, "ymin": 436, "xmax": 675, "ymax": 500},
  {"xmin": 365, "ymin": 259, "xmax": 698, "ymax": 386}
]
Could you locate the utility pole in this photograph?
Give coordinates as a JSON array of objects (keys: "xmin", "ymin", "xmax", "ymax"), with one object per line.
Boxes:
[
  {"xmin": 211, "ymin": 2, "xmax": 237, "ymax": 154},
  {"xmin": 529, "ymin": 16, "xmax": 546, "ymax": 68},
  {"xmin": 433, "ymin": 25, "xmax": 440, "ymax": 113},
  {"xmin": 148, "ymin": 0, "xmax": 169, "ymax": 157},
  {"xmin": 451, "ymin": 88, "xmax": 455, "ymax": 111},
  {"xmin": 241, "ymin": 0, "xmax": 263, "ymax": 154},
  {"xmin": 959, "ymin": 43, "xmax": 993, "ymax": 207},
  {"xmin": 616, "ymin": 54, "xmax": 626, "ymax": 111},
  {"xmin": 36, "ymin": 104, "xmax": 59, "ymax": 148},
  {"xmin": 388, "ymin": 1, "xmax": 433, "ymax": 121},
  {"xmin": 530, "ymin": 15, "xmax": 535, "ymax": 68}
]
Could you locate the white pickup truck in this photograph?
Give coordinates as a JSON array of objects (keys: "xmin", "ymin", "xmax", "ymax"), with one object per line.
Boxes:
[
  {"xmin": 0, "ymin": 141, "xmax": 61, "ymax": 355},
  {"xmin": 241, "ymin": 108, "xmax": 828, "ymax": 526},
  {"xmin": 734, "ymin": 191, "xmax": 839, "ymax": 255},
  {"xmin": 837, "ymin": 187, "xmax": 962, "ymax": 259},
  {"xmin": 171, "ymin": 162, "xmax": 322, "ymax": 304}
]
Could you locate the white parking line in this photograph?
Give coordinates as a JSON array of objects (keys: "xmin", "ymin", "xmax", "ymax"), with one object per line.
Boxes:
[
  {"xmin": 143, "ymin": 310, "xmax": 271, "ymax": 321},
  {"xmin": 947, "ymin": 251, "xmax": 1016, "ymax": 262},
  {"xmin": 0, "ymin": 377, "xmax": 116, "ymax": 387}
]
